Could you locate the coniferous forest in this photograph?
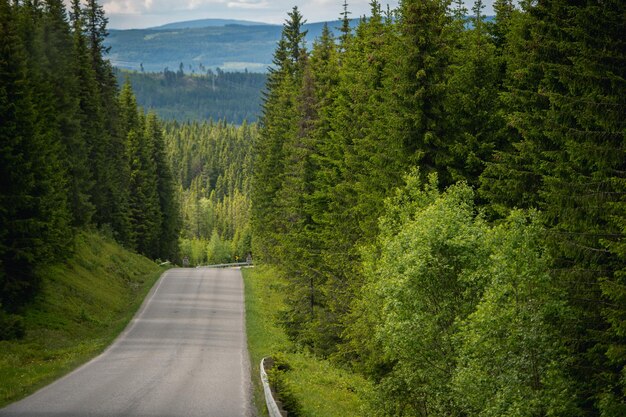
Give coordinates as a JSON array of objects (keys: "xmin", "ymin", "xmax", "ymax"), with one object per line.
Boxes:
[
  {"xmin": 115, "ymin": 68, "xmax": 266, "ymax": 123},
  {"xmin": 1, "ymin": 0, "xmax": 625, "ymax": 415},
  {"xmin": 164, "ymin": 120, "xmax": 255, "ymax": 265},
  {"xmin": 252, "ymin": 1, "xmax": 625, "ymax": 416},
  {"xmin": 0, "ymin": 0, "xmax": 180, "ymax": 326}
]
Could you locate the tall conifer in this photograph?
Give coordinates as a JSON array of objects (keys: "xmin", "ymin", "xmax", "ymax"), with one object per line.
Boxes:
[{"xmin": 0, "ymin": 0, "xmax": 71, "ymax": 309}]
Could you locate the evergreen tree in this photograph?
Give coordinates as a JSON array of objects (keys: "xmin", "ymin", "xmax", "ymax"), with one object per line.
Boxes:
[
  {"xmin": 443, "ymin": 0, "xmax": 505, "ymax": 190},
  {"xmin": 536, "ymin": 1, "xmax": 626, "ymax": 413},
  {"xmin": 70, "ymin": 0, "xmax": 102, "ymax": 225},
  {"xmin": 480, "ymin": 1, "xmax": 626, "ymax": 413},
  {"xmin": 251, "ymin": 7, "xmax": 307, "ymax": 263},
  {"xmin": 41, "ymin": 0, "xmax": 93, "ymax": 227},
  {"xmin": 338, "ymin": 0, "xmax": 352, "ymax": 47},
  {"xmin": 478, "ymin": 1, "xmax": 546, "ymax": 216},
  {"xmin": 389, "ymin": 0, "xmax": 455, "ymax": 186},
  {"xmin": 119, "ymin": 81, "xmax": 162, "ymax": 257},
  {"xmin": 319, "ymin": 1, "xmax": 399, "ymax": 357},
  {"xmin": 85, "ymin": 0, "xmax": 132, "ymax": 244},
  {"xmin": 146, "ymin": 113, "xmax": 180, "ymax": 260},
  {"xmin": 490, "ymin": 0, "xmax": 515, "ymax": 50},
  {"xmin": 0, "ymin": 0, "xmax": 71, "ymax": 309}
]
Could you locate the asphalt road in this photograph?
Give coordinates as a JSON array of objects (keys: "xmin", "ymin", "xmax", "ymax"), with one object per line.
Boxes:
[{"xmin": 0, "ymin": 267, "xmax": 254, "ymax": 417}]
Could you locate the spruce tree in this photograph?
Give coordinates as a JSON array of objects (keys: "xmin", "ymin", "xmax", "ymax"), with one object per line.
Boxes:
[
  {"xmin": 119, "ymin": 81, "xmax": 162, "ymax": 257},
  {"xmin": 0, "ymin": 0, "xmax": 71, "ymax": 309},
  {"xmin": 146, "ymin": 113, "xmax": 180, "ymax": 260},
  {"xmin": 443, "ymin": 0, "xmax": 505, "ymax": 189},
  {"xmin": 40, "ymin": 0, "xmax": 94, "ymax": 228},
  {"xmin": 537, "ymin": 1, "xmax": 626, "ymax": 413},
  {"xmin": 478, "ymin": 0, "xmax": 546, "ymax": 216},
  {"xmin": 251, "ymin": 7, "xmax": 306, "ymax": 263},
  {"xmin": 317, "ymin": 1, "xmax": 399, "ymax": 357},
  {"xmin": 480, "ymin": 1, "xmax": 626, "ymax": 413},
  {"xmin": 389, "ymin": 0, "xmax": 455, "ymax": 186},
  {"xmin": 70, "ymin": 0, "xmax": 104, "ymax": 226},
  {"xmin": 85, "ymin": 0, "xmax": 132, "ymax": 244}
]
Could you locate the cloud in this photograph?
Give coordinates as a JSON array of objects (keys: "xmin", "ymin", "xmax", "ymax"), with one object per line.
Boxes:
[
  {"xmin": 102, "ymin": 0, "xmax": 227, "ymax": 16},
  {"xmin": 227, "ymin": 0, "xmax": 269, "ymax": 9},
  {"xmin": 99, "ymin": 0, "xmax": 493, "ymax": 29}
]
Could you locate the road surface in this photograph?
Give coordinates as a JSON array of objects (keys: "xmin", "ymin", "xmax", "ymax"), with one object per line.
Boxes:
[{"xmin": 0, "ymin": 267, "xmax": 254, "ymax": 417}]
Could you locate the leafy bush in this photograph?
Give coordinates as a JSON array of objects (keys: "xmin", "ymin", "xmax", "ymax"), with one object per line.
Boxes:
[
  {"xmin": 358, "ymin": 172, "xmax": 578, "ymax": 416},
  {"xmin": 267, "ymin": 355, "xmax": 302, "ymax": 417}
]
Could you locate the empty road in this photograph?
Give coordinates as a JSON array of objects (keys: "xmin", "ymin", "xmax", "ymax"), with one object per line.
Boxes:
[{"xmin": 0, "ymin": 267, "xmax": 254, "ymax": 417}]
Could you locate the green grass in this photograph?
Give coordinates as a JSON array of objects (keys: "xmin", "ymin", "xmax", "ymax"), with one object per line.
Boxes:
[
  {"xmin": 0, "ymin": 231, "xmax": 166, "ymax": 407},
  {"xmin": 243, "ymin": 266, "xmax": 371, "ymax": 417}
]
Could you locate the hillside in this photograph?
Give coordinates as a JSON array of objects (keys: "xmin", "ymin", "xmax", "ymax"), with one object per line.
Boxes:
[
  {"xmin": 115, "ymin": 68, "xmax": 266, "ymax": 123},
  {"xmin": 152, "ymin": 19, "xmax": 271, "ymax": 29},
  {"xmin": 105, "ymin": 20, "xmax": 354, "ymax": 73},
  {"xmin": 0, "ymin": 232, "xmax": 165, "ymax": 407}
]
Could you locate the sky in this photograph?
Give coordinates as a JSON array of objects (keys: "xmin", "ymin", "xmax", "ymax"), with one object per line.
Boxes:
[{"xmin": 95, "ymin": 0, "xmax": 495, "ymax": 30}]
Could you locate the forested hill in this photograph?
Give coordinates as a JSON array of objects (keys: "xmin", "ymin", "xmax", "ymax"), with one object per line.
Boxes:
[
  {"xmin": 252, "ymin": 2, "xmax": 625, "ymax": 416},
  {"xmin": 105, "ymin": 19, "xmax": 358, "ymax": 73},
  {"xmin": 152, "ymin": 18, "xmax": 271, "ymax": 29},
  {"xmin": 0, "ymin": 0, "xmax": 180, "ymax": 333},
  {"xmin": 115, "ymin": 68, "xmax": 266, "ymax": 123}
]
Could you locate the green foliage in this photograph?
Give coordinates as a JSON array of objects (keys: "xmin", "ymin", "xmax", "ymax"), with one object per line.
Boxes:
[
  {"xmin": 0, "ymin": 0, "xmax": 71, "ymax": 310},
  {"xmin": 357, "ymin": 175, "xmax": 579, "ymax": 416},
  {"xmin": 166, "ymin": 120, "xmax": 255, "ymax": 264},
  {"xmin": 361, "ymin": 174, "xmax": 488, "ymax": 416},
  {"xmin": 454, "ymin": 211, "xmax": 578, "ymax": 417},
  {"xmin": 0, "ymin": 310, "xmax": 25, "ymax": 341},
  {"xmin": 266, "ymin": 355, "xmax": 303, "ymax": 417},
  {"xmin": 206, "ymin": 230, "xmax": 231, "ymax": 264},
  {"xmin": 1, "ymin": 0, "xmax": 179, "ymax": 314},
  {"xmin": 252, "ymin": 2, "xmax": 625, "ymax": 415}
]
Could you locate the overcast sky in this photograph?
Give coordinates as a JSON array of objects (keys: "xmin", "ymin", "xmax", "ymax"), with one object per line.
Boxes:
[{"xmin": 96, "ymin": 0, "xmax": 495, "ymax": 29}]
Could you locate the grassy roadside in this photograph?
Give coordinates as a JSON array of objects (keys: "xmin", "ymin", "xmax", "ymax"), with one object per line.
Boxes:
[
  {"xmin": 243, "ymin": 266, "xmax": 371, "ymax": 417},
  {"xmin": 0, "ymin": 231, "xmax": 166, "ymax": 408}
]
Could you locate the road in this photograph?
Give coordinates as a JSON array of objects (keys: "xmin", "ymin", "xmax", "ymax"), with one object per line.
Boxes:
[{"xmin": 0, "ymin": 267, "xmax": 254, "ymax": 417}]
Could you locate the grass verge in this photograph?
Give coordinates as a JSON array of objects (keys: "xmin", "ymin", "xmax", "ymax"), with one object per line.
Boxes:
[
  {"xmin": 243, "ymin": 265, "xmax": 371, "ymax": 417},
  {"xmin": 0, "ymin": 231, "xmax": 166, "ymax": 408}
]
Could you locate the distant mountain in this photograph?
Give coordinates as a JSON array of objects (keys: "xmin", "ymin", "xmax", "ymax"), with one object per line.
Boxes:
[
  {"xmin": 152, "ymin": 19, "xmax": 272, "ymax": 30},
  {"xmin": 104, "ymin": 19, "xmax": 355, "ymax": 73}
]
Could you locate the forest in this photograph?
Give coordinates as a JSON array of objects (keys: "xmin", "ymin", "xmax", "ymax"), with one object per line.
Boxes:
[
  {"xmin": 163, "ymin": 120, "xmax": 255, "ymax": 265},
  {"xmin": 0, "ymin": 0, "xmax": 179, "ymax": 334},
  {"xmin": 115, "ymin": 68, "xmax": 266, "ymax": 123},
  {"xmin": 1, "ymin": 0, "xmax": 624, "ymax": 414},
  {"xmin": 252, "ymin": 1, "xmax": 625, "ymax": 416},
  {"xmin": 105, "ymin": 19, "xmax": 355, "ymax": 73}
]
